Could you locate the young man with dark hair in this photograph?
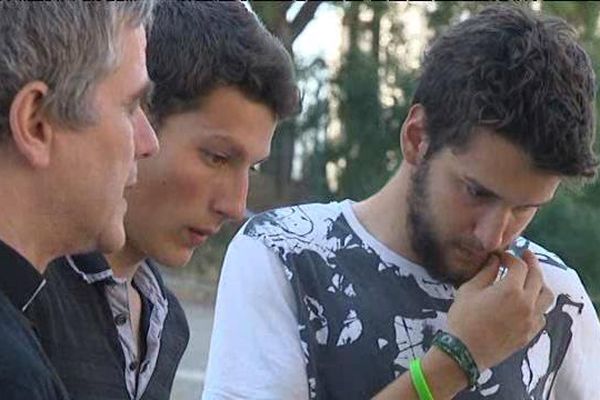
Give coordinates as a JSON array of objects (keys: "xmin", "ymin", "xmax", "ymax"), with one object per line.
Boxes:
[
  {"xmin": 26, "ymin": 2, "xmax": 299, "ymax": 400},
  {"xmin": 204, "ymin": 5, "xmax": 600, "ymax": 399},
  {"xmin": 0, "ymin": 2, "xmax": 158, "ymax": 399}
]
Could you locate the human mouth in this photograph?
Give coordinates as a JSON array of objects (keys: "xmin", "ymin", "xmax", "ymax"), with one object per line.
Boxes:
[
  {"xmin": 186, "ymin": 227, "xmax": 217, "ymax": 246},
  {"xmin": 455, "ymin": 245, "xmax": 488, "ymax": 267}
]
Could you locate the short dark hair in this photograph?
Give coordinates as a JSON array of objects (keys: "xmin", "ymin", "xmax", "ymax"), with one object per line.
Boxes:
[
  {"xmin": 412, "ymin": 5, "xmax": 597, "ymax": 178},
  {"xmin": 146, "ymin": 1, "xmax": 300, "ymax": 127}
]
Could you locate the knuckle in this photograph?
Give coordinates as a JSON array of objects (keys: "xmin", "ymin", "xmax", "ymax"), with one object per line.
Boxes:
[
  {"xmin": 504, "ymin": 284, "xmax": 522, "ymax": 299},
  {"xmin": 514, "ymin": 290, "xmax": 530, "ymax": 308},
  {"xmin": 540, "ymin": 286, "xmax": 555, "ymax": 306},
  {"xmin": 523, "ymin": 320, "xmax": 540, "ymax": 342},
  {"xmin": 502, "ymin": 253, "xmax": 522, "ymax": 268},
  {"xmin": 527, "ymin": 266, "xmax": 543, "ymax": 284}
]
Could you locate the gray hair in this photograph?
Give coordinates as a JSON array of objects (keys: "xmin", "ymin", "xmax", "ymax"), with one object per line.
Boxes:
[{"xmin": 0, "ymin": 1, "xmax": 155, "ymax": 140}]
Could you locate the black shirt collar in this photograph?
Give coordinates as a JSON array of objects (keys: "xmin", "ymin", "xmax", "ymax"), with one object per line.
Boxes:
[
  {"xmin": 0, "ymin": 239, "xmax": 46, "ymax": 312},
  {"xmin": 70, "ymin": 252, "xmax": 112, "ymax": 275},
  {"xmin": 65, "ymin": 252, "xmax": 168, "ymax": 298}
]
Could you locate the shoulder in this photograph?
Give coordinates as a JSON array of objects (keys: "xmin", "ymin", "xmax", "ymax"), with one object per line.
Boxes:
[
  {"xmin": 27, "ymin": 257, "xmax": 95, "ymax": 319},
  {"xmin": 240, "ymin": 200, "xmax": 347, "ymax": 254},
  {"xmin": 517, "ymin": 237, "xmax": 589, "ymax": 297},
  {"xmin": 0, "ymin": 300, "xmax": 56, "ymax": 397},
  {"xmin": 244, "ymin": 201, "xmax": 344, "ymax": 238}
]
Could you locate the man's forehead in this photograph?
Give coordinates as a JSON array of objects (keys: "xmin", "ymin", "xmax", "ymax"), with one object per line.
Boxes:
[
  {"xmin": 201, "ymin": 130, "xmax": 269, "ymax": 161},
  {"xmin": 100, "ymin": 25, "xmax": 149, "ymax": 95},
  {"xmin": 133, "ymin": 26, "xmax": 147, "ymax": 65},
  {"xmin": 442, "ymin": 129, "xmax": 561, "ymax": 204}
]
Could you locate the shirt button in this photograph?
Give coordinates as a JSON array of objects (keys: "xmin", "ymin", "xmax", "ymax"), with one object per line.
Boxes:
[
  {"xmin": 129, "ymin": 361, "xmax": 138, "ymax": 371},
  {"xmin": 114, "ymin": 313, "xmax": 128, "ymax": 326}
]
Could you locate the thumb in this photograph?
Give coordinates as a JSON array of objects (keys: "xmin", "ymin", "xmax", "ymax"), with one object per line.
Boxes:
[{"xmin": 461, "ymin": 254, "xmax": 501, "ymax": 291}]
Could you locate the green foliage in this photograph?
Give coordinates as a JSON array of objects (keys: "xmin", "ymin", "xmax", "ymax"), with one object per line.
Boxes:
[
  {"xmin": 333, "ymin": 17, "xmax": 387, "ymax": 199},
  {"xmin": 526, "ymin": 189, "xmax": 600, "ymax": 311},
  {"xmin": 330, "ymin": 2, "xmax": 408, "ymax": 201},
  {"xmin": 331, "ymin": 1, "xmax": 600, "ymax": 312}
]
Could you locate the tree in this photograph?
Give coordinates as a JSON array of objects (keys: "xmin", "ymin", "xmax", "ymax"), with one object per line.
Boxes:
[
  {"xmin": 329, "ymin": 2, "xmax": 600, "ymax": 309},
  {"xmin": 250, "ymin": 1, "xmax": 324, "ymax": 200}
]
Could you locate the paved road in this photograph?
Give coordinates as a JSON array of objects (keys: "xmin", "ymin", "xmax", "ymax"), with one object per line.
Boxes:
[{"xmin": 171, "ymin": 300, "xmax": 215, "ymax": 400}]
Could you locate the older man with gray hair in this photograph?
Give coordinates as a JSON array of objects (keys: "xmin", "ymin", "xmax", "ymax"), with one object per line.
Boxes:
[{"xmin": 0, "ymin": 2, "xmax": 158, "ymax": 398}]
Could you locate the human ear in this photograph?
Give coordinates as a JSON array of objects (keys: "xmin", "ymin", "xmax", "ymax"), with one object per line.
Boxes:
[
  {"xmin": 9, "ymin": 81, "xmax": 54, "ymax": 168},
  {"xmin": 400, "ymin": 104, "xmax": 429, "ymax": 165}
]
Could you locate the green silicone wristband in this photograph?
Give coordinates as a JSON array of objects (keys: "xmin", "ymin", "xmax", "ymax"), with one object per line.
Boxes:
[
  {"xmin": 432, "ymin": 331, "xmax": 480, "ymax": 388},
  {"xmin": 409, "ymin": 358, "xmax": 434, "ymax": 400}
]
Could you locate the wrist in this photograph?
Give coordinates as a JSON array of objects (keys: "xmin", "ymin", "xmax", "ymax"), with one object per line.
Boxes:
[
  {"xmin": 432, "ymin": 331, "xmax": 480, "ymax": 388},
  {"xmin": 421, "ymin": 347, "xmax": 469, "ymax": 399}
]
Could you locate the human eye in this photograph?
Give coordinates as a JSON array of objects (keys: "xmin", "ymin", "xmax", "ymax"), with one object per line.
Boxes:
[
  {"xmin": 126, "ymin": 99, "xmax": 141, "ymax": 116},
  {"xmin": 466, "ymin": 181, "xmax": 491, "ymax": 199},
  {"xmin": 250, "ymin": 163, "xmax": 261, "ymax": 174},
  {"xmin": 201, "ymin": 149, "xmax": 229, "ymax": 167},
  {"xmin": 514, "ymin": 204, "xmax": 539, "ymax": 215}
]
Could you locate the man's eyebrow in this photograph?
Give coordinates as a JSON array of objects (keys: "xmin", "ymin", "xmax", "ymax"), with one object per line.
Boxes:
[
  {"xmin": 205, "ymin": 133, "xmax": 270, "ymax": 164},
  {"xmin": 466, "ymin": 177, "xmax": 500, "ymax": 199},
  {"xmin": 466, "ymin": 177, "xmax": 552, "ymax": 208},
  {"xmin": 254, "ymin": 155, "xmax": 270, "ymax": 165},
  {"xmin": 129, "ymin": 79, "xmax": 155, "ymax": 105},
  {"xmin": 204, "ymin": 133, "xmax": 246, "ymax": 158}
]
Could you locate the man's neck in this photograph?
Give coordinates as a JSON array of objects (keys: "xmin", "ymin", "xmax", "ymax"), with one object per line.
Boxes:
[
  {"xmin": 105, "ymin": 242, "xmax": 146, "ymax": 282},
  {"xmin": 353, "ymin": 167, "xmax": 421, "ymax": 265},
  {"xmin": 0, "ymin": 227, "xmax": 48, "ymax": 273},
  {"xmin": 0, "ymin": 193, "xmax": 59, "ymax": 273}
]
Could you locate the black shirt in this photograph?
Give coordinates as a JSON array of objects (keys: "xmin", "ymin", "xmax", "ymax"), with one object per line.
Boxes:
[{"xmin": 0, "ymin": 239, "xmax": 70, "ymax": 399}]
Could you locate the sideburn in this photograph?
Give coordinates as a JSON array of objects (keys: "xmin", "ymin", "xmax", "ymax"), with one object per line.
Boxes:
[{"xmin": 407, "ymin": 159, "xmax": 448, "ymax": 281}]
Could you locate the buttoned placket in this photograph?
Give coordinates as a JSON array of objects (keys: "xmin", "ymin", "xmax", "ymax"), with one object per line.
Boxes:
[{"xmin": 65, "ymin": 256, "xmax": 170, "ymax": 400}]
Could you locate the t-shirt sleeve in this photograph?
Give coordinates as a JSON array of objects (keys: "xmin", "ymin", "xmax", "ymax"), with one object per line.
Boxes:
[
  {"xmin": 202, "ymin": 230, "xmax": 309, "ymax": 400},
  {"xmin": 550, "ymin": 270, "xmax": 600, "ymax": 400}
]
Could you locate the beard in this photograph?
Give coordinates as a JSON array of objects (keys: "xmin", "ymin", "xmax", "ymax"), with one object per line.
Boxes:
[{"xmin": 406, "ymin": 160, "xmax": 491, "ymax": 286}]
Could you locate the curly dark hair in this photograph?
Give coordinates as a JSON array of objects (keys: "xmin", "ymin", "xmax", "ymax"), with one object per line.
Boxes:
[
  {"xmin": 412, "ymin": 5, "xmax": 597, "ymax": 178},
  {"xmin": 147, "ymin": 1, "xmax": 300, "ymax": 126}
]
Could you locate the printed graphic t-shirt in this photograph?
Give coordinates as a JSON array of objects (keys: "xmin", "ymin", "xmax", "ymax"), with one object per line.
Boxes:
[{"xmin": 203, "ymin": 200, "xmax": 600, "ymax": 400}]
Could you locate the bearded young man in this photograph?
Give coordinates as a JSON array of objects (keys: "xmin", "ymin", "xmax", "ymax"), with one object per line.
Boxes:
[{"xmin": 204, "ymin": 5, "xmax": 600, "ymax": 400}]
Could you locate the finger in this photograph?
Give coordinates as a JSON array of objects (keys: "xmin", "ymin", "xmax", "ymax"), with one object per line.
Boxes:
[
  {"xmin": 499, "ymin": 251, "xmax": 528, "ymax": 287},
  {"xmin": 461, "ymin": 254, "xmax": 501, "ymax": 290},
  {"xmin": 523, "ymin": 251, "xmax": 544, "ymax": 296},
  {"xmin": 535, "ymin": 285, "xmax": 555, "ymax": 314},
  {"xmin": 528, "ymin": 314, "xmax": 547, "ymax": 343}
]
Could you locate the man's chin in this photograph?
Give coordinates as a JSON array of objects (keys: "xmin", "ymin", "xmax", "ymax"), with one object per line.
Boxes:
[
  {"xmin": 96, "ymin": 226, "xmax": 127, "ymax": 254},
  {"xmin": 154, "ymin": 249, "xmax": 192, "ymax": 269}
]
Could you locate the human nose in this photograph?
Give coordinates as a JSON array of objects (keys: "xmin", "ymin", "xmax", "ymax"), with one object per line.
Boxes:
[
  {"xmin": 133, "ymin": 109, "xmax": 159, "ymax": 160},
  {"xmin": 473, "ymin": 206, "xmax": 512, "ymax": 252},
  {"xmin": 213, "ymin": 170, "xmax": 249, "ymax": 221}
]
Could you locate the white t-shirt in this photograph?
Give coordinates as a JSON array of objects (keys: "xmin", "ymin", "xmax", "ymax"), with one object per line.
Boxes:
[{"xmin": 202, "ymin": 200, "xmax": 600, "ymax": 399}]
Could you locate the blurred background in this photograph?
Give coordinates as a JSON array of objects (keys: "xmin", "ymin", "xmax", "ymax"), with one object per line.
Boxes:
[{"xmin": 165, "ymin": 2, "xmax": 600, "ymax": 398}]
